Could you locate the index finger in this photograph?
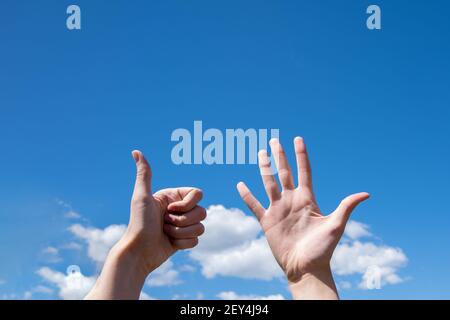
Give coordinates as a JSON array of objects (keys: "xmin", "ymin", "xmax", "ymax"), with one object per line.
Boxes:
[{"xmin": 167, "ymin": 188, "xmax": 203, "ymax": 212}]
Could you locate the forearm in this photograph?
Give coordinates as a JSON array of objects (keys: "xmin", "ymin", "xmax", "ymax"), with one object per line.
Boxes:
[
  {"xmin": 288, "ymin": 265, "xmax": 339, "ymax": 300},
  {"xmin": 84, "ymin": 239, "xmax": 148, "ymax": 300}
]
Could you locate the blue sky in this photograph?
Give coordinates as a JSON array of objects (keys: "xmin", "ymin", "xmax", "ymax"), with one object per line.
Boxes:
[{"xmin": 1, "ymin": 0, "xmax": 450, "ymax": 299}]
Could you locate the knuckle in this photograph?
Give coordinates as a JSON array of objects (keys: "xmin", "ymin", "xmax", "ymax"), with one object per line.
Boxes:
[
  {"xmin": 136, "ymin": 169, "xmax": 150, "ymax": 180},
  {"xmin": 132, "ymin": 194, "xmax": 152, "ymax": 205},
  {"xmin": 199, "ymin": 207, "xmax": 207, "ymax": 220},
  {"xmin": 166, "ymin": 224, "xmax": 178, "ymax": 234},
  {"xmin": 189, "ymin": 238, "xmax": 199, "ymax": 248},
  {"xmin": 340, "ymin": 198, "xmax": 351, "ymax": 210},
  {"xmin": 195, "ymin": 188, "xmax": 203, "ymax": 200},
  {"xmin": 278, "ymin": 170, "xmax": 292, "ymax": 181},
  {"xmin": 197, "ymin": 223, "xmax": 205, "ymax": 236},
  {"xmin": 241, "ymin": 191, "xmax": 251, "ymax": 200},
  {"xmin": 173, "ymin": 215, "xmax": 187, "ymax": 227}
]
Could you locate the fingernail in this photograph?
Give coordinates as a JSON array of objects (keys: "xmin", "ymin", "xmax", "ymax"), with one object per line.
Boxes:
[
  {"xmin": 258, "ymin": 149, "xmax": 268, "ymax": 157},
  {"xmin": 269, "ymin": 138, "xmax": 279, "ymax": 145},
  {"xmin": 294, "ymin": 136, "xmax": 304, "ymax": 144},
  {"xmin": 132, "ymin": 151, "xmax": 140, "ymax": 163}
]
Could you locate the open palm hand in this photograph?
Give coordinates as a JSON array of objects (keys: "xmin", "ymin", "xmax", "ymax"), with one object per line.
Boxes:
[{"xmin": 237, "ymin": 138, "xmax": 369, "ymax": 285}]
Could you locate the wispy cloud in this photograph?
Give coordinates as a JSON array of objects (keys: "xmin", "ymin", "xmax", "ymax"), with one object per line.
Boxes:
[
  {"xmin": 146, "ymin": 259, "xmax": 182, "ymax": 287},
  {"xmin": 217, "ymin": 291, "xmax": 285, "ymax": 300},
  {"xmin": 68, "ymin": 224, "xmax": 126, "ymax": 265},
  {"xmin": 64, "ymin": 210, "xmax": 82, "ymax": 219},
  {"xmin": 41, "ymin": 246, "xmax": 62, "ymax": 263}
]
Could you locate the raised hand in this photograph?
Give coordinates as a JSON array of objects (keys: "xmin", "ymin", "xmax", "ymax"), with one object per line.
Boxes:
[
  {"xmin": 85, "ymin": 150, "xmax": 206, "ymax": 299},
  {"xmin": 237, "ymin": 138, "xmax": 369, "ymax": 299},
  {"xmin": 125, "ymin": 150, "xmax": 206, "ymax": 273}
]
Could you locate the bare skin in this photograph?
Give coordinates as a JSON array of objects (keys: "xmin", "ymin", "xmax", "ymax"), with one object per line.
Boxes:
[
  {"xmin": 85, "ymin": 150, "xmax": 206, "ymax": 299},
  {"xmin": 237, "ymin": 137, "xmax": 370, "ymax": 300}
]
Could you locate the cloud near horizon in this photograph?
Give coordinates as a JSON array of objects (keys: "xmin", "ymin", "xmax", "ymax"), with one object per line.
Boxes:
[{"xmin": 33, "ymin": 204, "xmax": 408, "ymax": 299}]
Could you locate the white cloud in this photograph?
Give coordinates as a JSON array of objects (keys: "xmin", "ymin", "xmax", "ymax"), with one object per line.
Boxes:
[
  {"xmin": 337, "ymin": 280, "xmax": 352, "ymax": 290},
  {"xmin": 23, "ymin": 285, "xmax": 54, "ymax": 300},
  {"xmin": 140, "ymin": 291, "xmax": 156, "ymax": 300},
  {"xmin": 344, "ymin": 221, "xmax": 372, "ymax": 240},
  {"xmin": 23, "ymin": 292, "xmax": 33, "ymax": 300},
  {"xmin": 60, "ymin": 242, "xmax": 82, "ymax": 251},
  {"xmin": 179, "ymin": 264, "xmax": 196, "ymax": 272},
  {"xmin": 146, "ymin": 259, "xmax": 181, "ymax": 287},
  {"xmin": 41, "ymin": 246, "xmax": 62, "ymax": 263},
  {"xmin": 68, "ymin": 224, "xmax": 126, "ymax": 264},
  {"xmin": 64, "ymin": 210, "xmax": 82, "ymax": 219},
  {"xmin": 194, "ymin": 205, "xmax": 261, "ymax": 251},
  {"xmin": 333, "ymin": 220, "xmax": 408, "ymax": 289},
  {"xmin": 42, "ymin": 247, "xmax": 59, "ymax": 255},
  {"xmin": 332, "ymin": 240, "xmax": 408, "ymax": 289},
  {"xmin": 36, "ymin": 267, "xmax": 96, "ymax": 300},
  {"xmin": 56, "ymin": 198, "xmax": 72, "ymax": 209},
  {"xmin": 196, "ymin": 292, "xmax": 205, "ymax": 300},
  {"xmin": 190, "ymin": 205, "xmax": 407, "ymax": 290},
  {"xmin": 189, "ymin": 205, "xmax": 283, "ymax": 280},
  {"xmin": 33, "ymin": 285, "xmax": 54, "ymax": 294},
  {"xmin": 217, "ymin": 291, "xmax": 285, "ymax": 300},
  {"xmin": 36, "ymin": 265, "xmax": 157, "ymax": 300},
  {"xmin": 56, "ymin": 199, "xmax": 82, "ymax": 219},
  {"xmin": 1, "ymin": 293, "xmax": 18, "ymax": 300}
]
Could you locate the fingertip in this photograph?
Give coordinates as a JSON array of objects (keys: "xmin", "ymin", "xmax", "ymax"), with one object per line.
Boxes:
[
  {"xmin": 294, "ymin": 136, "xmax": 306, "ymax": 151},
  {"xmin": 294, "ymin": 136, "xmax": 303, "ymax": 144},
  {"xmin": 131, "ymin": 150, "xmax": 140, "ymax": 163},
  {"xmin": 357, "ymin": 192, "xmax": 371, "ymax": 200},
  {"xmin": 362, "ymin": 193, "xmax": 371, "ymax": 202},
  {"xmin": 269, "ymin": 138, "xmax": 279, "ymax": 146},
  {"xmin": 167, "ymin": 202, "xmax": 180, "ymax": 211},
  {"xmin": 258, "ymin": 149, "xmax": 268, "ymax": 158},
  {"xmin": 236, "ymin": 182, "xmax": 248, "ymax": 195},
  {"xmin": 194, "ymin": 188, "xmax": 204, "ymax": 201}
]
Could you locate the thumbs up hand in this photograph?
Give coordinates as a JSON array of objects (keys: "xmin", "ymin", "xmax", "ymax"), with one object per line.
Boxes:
[
  {"xmin": 85, "ymin": 150, "xmax": 205, "ymax": 300},
  {"xmin": 125, "ymin": 150, "xmax": 206, "ymax": 274}
]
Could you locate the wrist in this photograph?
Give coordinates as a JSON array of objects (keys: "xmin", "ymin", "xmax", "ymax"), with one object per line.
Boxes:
[
  {"xmin": 110, "ymin": 236, "xmax": 152, "ymax": 281},
  {"xmin": 85, "ymin": 238, "xmax": 149, "ymax": 300},
  {"xmin": 288, "ymin": 264, "xmax": 339, "ymax": 300}
]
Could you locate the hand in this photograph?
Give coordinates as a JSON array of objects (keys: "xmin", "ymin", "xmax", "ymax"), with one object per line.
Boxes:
[
  {"xmin": 85, "ymin": 150, "xmax": 206, "ymax": 299},
  {"xmin": 237, "ymin": 138, "xmax": 369, "ymax": 299},
  {"xmin": 124, "ymin": 150, "xmax": 206, "ymax": 274}
]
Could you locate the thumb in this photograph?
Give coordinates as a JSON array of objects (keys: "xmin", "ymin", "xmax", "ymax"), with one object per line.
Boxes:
[
  {"xmin": 331, "ymin": 192, "xmax": 370, "ymax": 226},
  {"xmin": 131, "ymin": 150, "xmax": 152, "ymax": 197}
]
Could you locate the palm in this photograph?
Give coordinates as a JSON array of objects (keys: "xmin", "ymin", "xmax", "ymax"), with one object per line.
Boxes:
[
  {"xmin": 127, "ymin": 194, "xmax": 174, "ymax": 271},
  {"xmin": 237, "ymin": 138, "xmax": 369, "ymax": 282}
]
